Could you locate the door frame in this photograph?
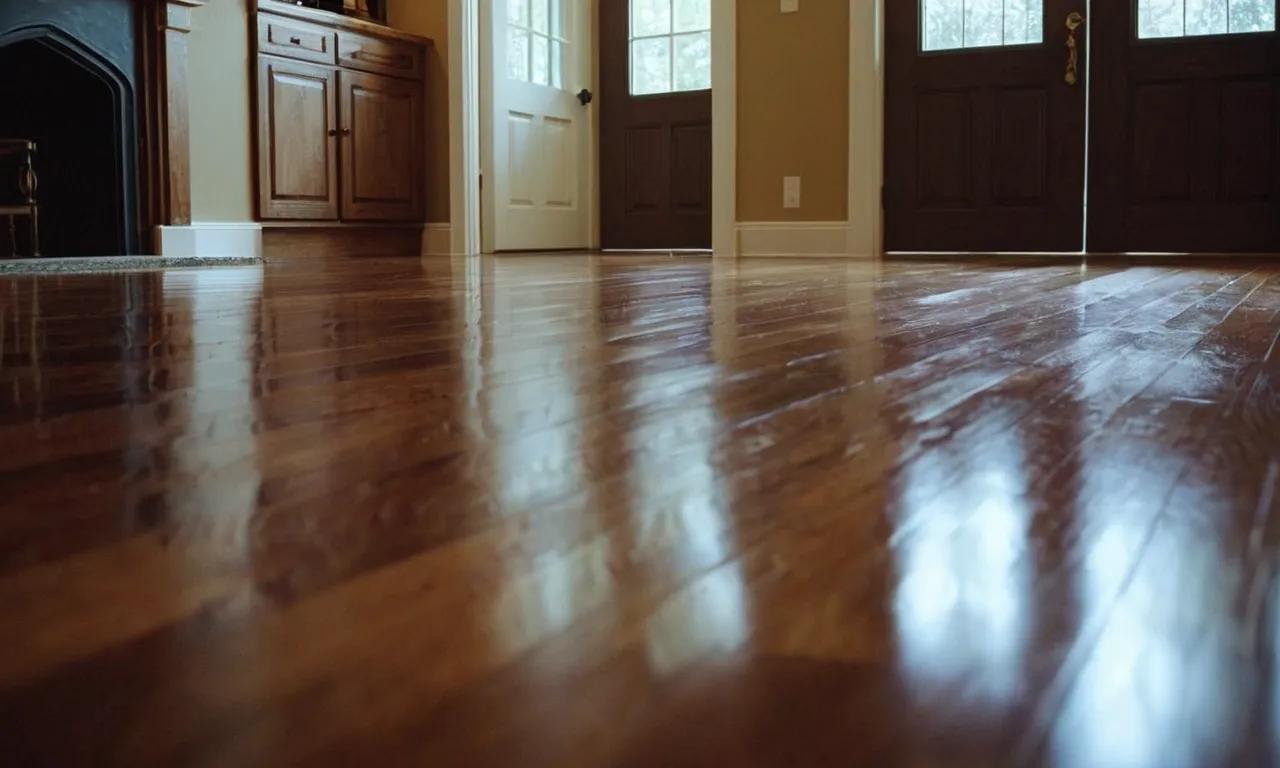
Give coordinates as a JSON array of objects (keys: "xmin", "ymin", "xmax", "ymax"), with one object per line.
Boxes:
[{"xmin": 447, "ymin": 0, "xmax": 884, "ymax": 259}]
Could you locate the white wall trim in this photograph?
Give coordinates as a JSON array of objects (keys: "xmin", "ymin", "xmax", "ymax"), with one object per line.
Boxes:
[
  {"xmin": 423, "ymin": 223, "xmax": 455, "ymax": 256},
  {"xmin": 711, "ymin": 0, "xmax": 736, "ymax": 259},
  {"xmin": 737, "ymin": 222, "xmax": 852, "ymax": 258},
  {"xmin": 849, "ymin": 0, "xmax": 886, "ymax": 260},
  {"xmin": 448, "ymin": 0, "xmax": 481, "ymax": 257},
  {"xmin": 156, "ymin": 223, "xmax": 263, "ymax": 259}
]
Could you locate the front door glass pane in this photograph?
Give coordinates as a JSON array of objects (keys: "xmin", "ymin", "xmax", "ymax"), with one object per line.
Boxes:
[
  {"xmin": 1137, "ymin": 0, "xmax": 1276, "ymax": 37},
  {"xmin": 631, "ymin": 0, "xmax": 711, "ymax": 95},
  {"xmin": 922, "ymin": 0, "xmax": 1045, "ymax": 52}
]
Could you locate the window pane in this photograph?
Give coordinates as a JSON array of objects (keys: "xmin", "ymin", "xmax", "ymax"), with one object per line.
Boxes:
[
  {"xmin": 633, "ymin": 0, "xmax": 671, "ymax": 37},
  {"xmin": 532, "ymin": 34, "xmax": 549, "ymax": 85},
  {"xmin": 551, "ymin": 0, "xmax": 563, "ymax": 37},
  {"xmin": 1229, "ymin": 0, "xmax": 1276, "ymax": 32},
  {"xmin": 508, "ymin": 28, "xmax": 530, "ymax": 81},
  {"xmin": 1003, "ymin": 0, "xmax": 1044, "ymax": 46},
  {"xmin": 531, "ymin": 0, "xmax": 549, "ymax": 34},
  {"xmin": 964, "ymin": 0, "xmax": 1006, "ymax": 47},
  {"xmin": 922, "ymin": 0, "xmax": 965, "ymax": 51},
  {"xmin": 508, "ymin": 0, "xmax": 528, "ymax": 26},
  {"xmin": 673, "ymin": 31, "xmax": 711, "ymax": 91},
  {"xmin": 1187, "ymin": 0, "xmax": 1230, "ymax": 34},
  {"xmin": 1138, "ymin": 0, "xmax": 1186, "ymax": 36},
  {"xmin": 674, "ymin": 0, "xmax": 711, "ymax": 32},
  {"xmin": 551, "ymin": 40, "xmax": 563, "ymax": 89},
  {"xmin": 631, "ymin": 37, "xmax": 671, "ymax": 95},
  {"xmin": 1139, "ymin": 0, "xmax": 1275, "ymax": 36},
  {"xmin": 922, "ymin": 0, "xmax": 1046, "ymax": 50}
]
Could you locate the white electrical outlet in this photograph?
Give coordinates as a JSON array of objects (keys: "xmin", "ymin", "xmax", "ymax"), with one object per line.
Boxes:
[
  {"xmin": 784, "ymin": 176, "xmax": 801, "ymax": 209},
  {"xmin": 781, "ymin": 0, "xmax": 799, "ymax": 12}
]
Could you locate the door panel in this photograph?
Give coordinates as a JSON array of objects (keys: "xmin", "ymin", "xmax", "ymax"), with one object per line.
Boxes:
[
  {"xmin": 885, "ymin": 0, "xmax": 1087, "ymax": 252},
  {"xmin": 481, "ymin": 0, "xmax": 592, "ymax": 252},
  {"xmin": 339, "ymin": 70, "xmax": 424, "ymax": 221},
  {"xmin": 1089, "ymin": 1, "xmax": 1280, "ymax": 253},
  {"xmin": 600, "ymin": 0, "xmax": 712, "ymax": 250},
  {"xmin": 257, "ymin": 57, "xmax": 339, "ymax": 220}
]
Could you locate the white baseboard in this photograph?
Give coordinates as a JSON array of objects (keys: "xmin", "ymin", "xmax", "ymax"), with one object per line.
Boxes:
[
  {"xmin": 423, "ymin": 223, "xmax": 454, "ymax": 256},
  {"xmin": 156, "ymin": 223, "xmax": 264, "ymax": 259},
  {"xmin": 735, "ymin": 222, "xmax": 860, "ymax": 258}
]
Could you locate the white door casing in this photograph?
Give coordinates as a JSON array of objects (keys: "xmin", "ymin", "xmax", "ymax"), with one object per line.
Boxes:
[
  {"xmin": 480, "ymin": 0, "xmax": 593, "ymax": 252},
  {"xmin": 454, "ymin": 0, "xmax": 881, "ymax": 259}
]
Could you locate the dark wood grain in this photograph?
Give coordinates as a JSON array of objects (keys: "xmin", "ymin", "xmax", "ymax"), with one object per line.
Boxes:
[
  {"xmin": 599, "ymin": 1, "xmax": 712, "ymax": 250},
  {"xmin": 1088, "ymin": 2, "xmax": 1280, "ymax": 253},
  {"xmin": 884, "ymin": 0, "xmax": 1087, "ymax": 252},
  {"xmin": 3, "ymin": 254, "xmax": 1280, "ymax": 766}
]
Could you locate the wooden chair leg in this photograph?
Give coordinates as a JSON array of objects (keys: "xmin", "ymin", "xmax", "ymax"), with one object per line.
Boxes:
[{"xmin": 29, "ymin": 208, "xmax": 38, "ymax": 258}]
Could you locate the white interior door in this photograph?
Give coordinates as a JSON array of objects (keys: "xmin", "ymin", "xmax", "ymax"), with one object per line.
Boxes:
[{"xmin": 481, "ymin": 0, "xmax": 593, "ymax": 252}]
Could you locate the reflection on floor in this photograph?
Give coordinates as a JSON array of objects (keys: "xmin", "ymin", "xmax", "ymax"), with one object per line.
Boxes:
[{"xmin": 1, "ymin": 254, "xmax": 1279, "ymax": 766}]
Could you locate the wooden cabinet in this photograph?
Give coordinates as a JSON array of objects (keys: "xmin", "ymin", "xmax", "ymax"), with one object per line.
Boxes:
[
  {"xmin": 258, "ymin": 58, "xmax": 339, "ymax": 220},
  {"xmin": 340, "ymin": 71, "xmax": 423, "ymax": 221},
  {"xmin": 253, "ymin": 3, "xmax": 429, "ymax": 224}
]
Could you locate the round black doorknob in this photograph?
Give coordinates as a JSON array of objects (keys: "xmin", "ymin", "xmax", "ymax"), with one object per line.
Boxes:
[{"xmin": 577, "ymin": 89, "xmax": 593, "ymax": 106}]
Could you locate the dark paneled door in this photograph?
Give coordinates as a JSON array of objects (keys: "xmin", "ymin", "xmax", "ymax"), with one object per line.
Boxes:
[
  {"xmin": 599, "ymin": 0, "xmax": 712, "ymax": 250},
  {"xmin": 1089, "ymin": 1, "xmax": 1279, "ymax": 253},
  {"xmin": 884, "ymin": 0, "xmax": 1088, "ymax": 252}
]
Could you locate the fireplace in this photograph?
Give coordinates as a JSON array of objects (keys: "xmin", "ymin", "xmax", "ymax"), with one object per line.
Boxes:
[
  {"xmin": 0, "ymin": 0, "xmax": 201, "ymax": 259},
  {"xmin": 0, "ymin": 1, "xmax": 140, "ymax": 256}
]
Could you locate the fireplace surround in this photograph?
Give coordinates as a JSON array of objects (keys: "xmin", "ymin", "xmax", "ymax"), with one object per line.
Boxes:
[{"xmin": 0, "ymin": 0, "xmax": 200, "ymax": 257}]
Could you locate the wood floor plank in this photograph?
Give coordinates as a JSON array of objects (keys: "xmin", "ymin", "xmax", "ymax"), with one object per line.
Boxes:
[{"xmin": 3, "ymin": 255, "xmax": 1280, "ymax": 767}]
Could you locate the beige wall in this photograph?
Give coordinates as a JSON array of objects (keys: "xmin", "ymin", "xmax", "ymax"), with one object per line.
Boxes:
[
  {"xmin": 737, "ymin": 0, "xmax": 850, "ymax": 222},
  {"xmin": 386, "ymin": 0, "xmax": 451, "ymax": 223},
  {"xmin": 189, "ymin": 0, "xmax": 256, "ymax": 223},
  {"xmin": 184, "ymin": 2, "xmax": 852, "ymax": 229}
]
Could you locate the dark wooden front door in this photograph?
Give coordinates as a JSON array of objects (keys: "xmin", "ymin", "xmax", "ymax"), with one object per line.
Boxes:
[
  {"xmin": 884, "ymin": 0, "xmax": 1087, "ymax": 252},
  {"xmin": 1089, "ymin": 1, "xmax": 1280, "ymax": 253},
  {"xmin": 599, "ymin": 0, "xmax": 712, "ymax": 250}
]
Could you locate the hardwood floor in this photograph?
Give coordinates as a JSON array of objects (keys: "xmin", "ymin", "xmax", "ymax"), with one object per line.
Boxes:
[{"xmin": 2, "ymin": 254, "xmax": 1279, "ymax": 766}]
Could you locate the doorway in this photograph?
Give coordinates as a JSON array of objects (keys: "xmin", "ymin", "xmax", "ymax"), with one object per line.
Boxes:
[
  {"xmin": 477, "ymin": 0, "xmax": 714, "ymax": 253},
  {"xmin": 599, "ymin": 0, "xmax": 713, "ymax": 250},
  {"xmin": 884, "ymin": 0, "xmax": 1280, "ymax": 254}
]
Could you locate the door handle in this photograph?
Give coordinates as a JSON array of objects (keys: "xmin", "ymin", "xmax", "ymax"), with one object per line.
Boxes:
[
  {"xmin": 577, "ymin": 88, "xmax": 593, "ymax": 106},
  {"xmin": 1065, "ymin": 12, "xmax": 1084, "ymax": 86}
]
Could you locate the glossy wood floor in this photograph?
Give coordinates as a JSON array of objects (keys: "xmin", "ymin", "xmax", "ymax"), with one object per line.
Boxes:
[{"xmin": 3, "ymin": 254, "xmax": 1280, "ymax": 767}]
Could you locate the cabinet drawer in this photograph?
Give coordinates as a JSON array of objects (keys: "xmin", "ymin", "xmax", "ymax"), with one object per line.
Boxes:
[
  {"xmin": 258, "ymin": 14, "xmax": 336, "ymax": 65},
  {"xmin": 337, "ymin": 31, "xmax": 424, "ymax": 81}
]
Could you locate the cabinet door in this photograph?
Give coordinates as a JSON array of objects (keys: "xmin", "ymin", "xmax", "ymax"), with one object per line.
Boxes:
[
  {"xmin": 258, "ymin": 57, "xmax": 339, "ymax": 220},
  {"xmin": 338, "ymin": 70, "xmax": 424, "ymax": 221}
]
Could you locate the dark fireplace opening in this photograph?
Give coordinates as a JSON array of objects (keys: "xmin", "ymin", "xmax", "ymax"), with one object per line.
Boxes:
[
  {"xmin": 0, "ymin": 36, "xmax": 135, "ymax": 257},
  {"xmin": 0, "ymin": 7, "xmax": 140, "ymax": 258}
]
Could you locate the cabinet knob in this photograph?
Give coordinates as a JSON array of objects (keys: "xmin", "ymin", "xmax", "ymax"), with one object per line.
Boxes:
[
  {"xmin": 328, "ymin": 129, "xmax": 338, "ymax": 137},
  {"xmin": 290, "ymin": 36, "xmax": 302, "ymax": 45},
  {"xmin": 342, "ymin": 128, "xmax": 351, "ymax": 136}
]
